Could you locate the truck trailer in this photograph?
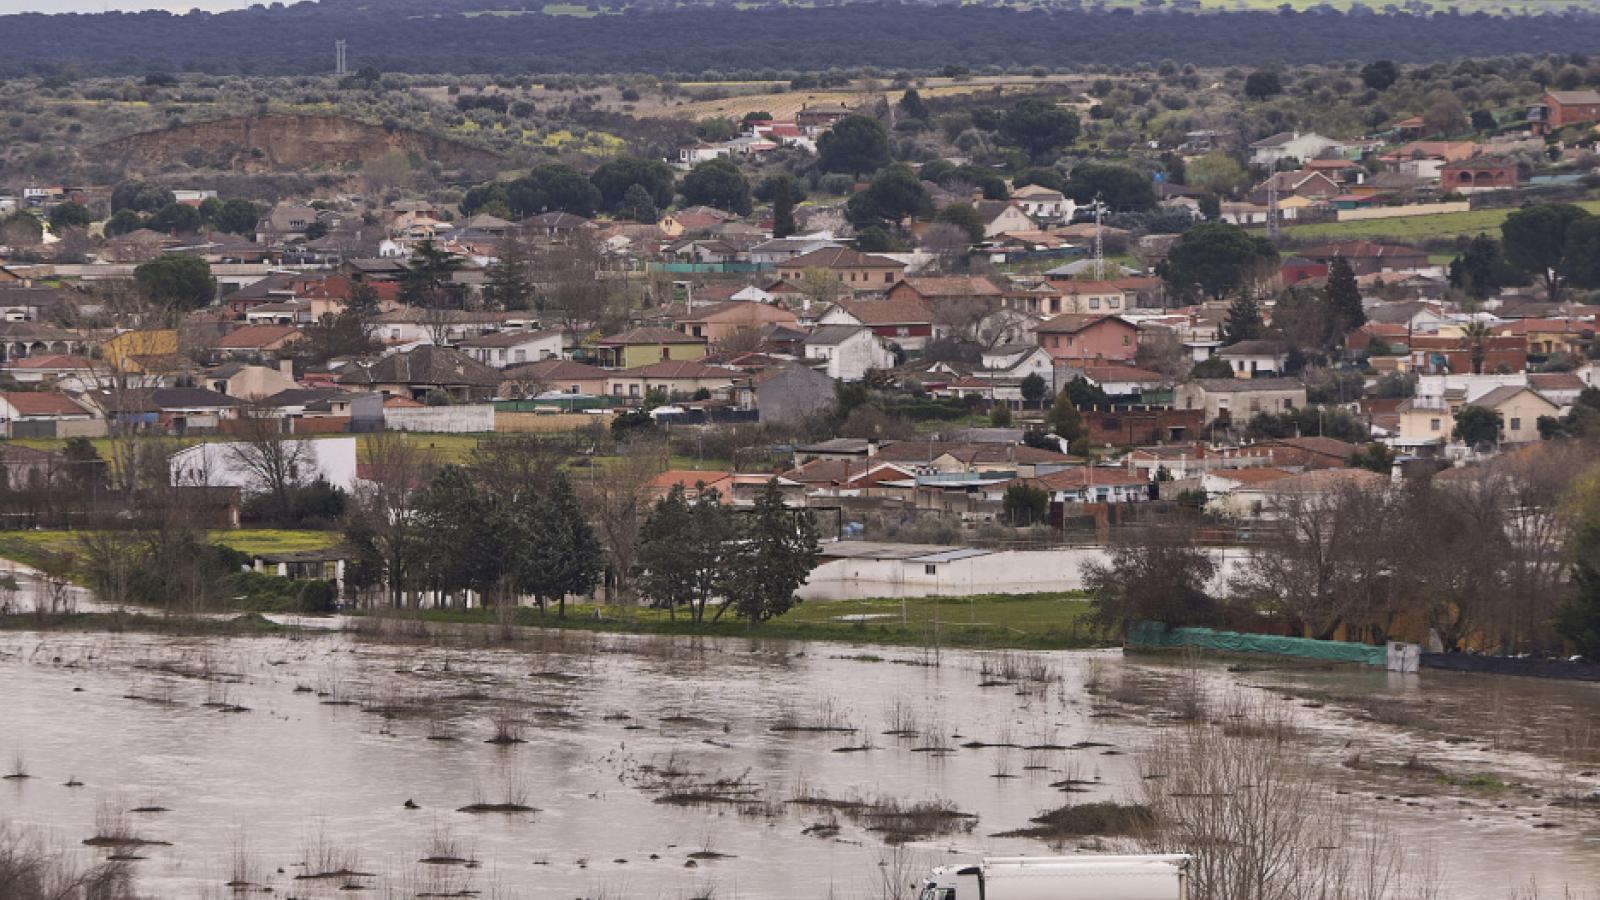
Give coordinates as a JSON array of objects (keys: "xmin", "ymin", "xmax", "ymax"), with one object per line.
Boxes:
[{"xmin": 919, "ymin": 854, "xmax": 1192, "ymax": 900}]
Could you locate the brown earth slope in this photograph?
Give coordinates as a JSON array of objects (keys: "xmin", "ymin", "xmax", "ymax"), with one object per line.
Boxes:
[{"xmin": 92, "ymin": 114, "xmax": 501, "ymax": 174}]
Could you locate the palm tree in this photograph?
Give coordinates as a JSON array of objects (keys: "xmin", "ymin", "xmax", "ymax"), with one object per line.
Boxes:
[{"xmin": 1462, "ymin": 320, "xmax": 1492, "ymax": 374}]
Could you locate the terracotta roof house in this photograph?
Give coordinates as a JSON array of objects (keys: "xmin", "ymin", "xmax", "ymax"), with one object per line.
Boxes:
[
  {"xmin": 1027, "ymin": 466, "xmax": 1151, "ymax": 505},
  {"xmin": 335, "ymin": 345, "xmax": 501, "ymax": 402},
  {"xmin": 1439, "ymin": 157, "xmax": 1520, "ymax": 192},
  {"xmin": 1035, "ymin": 314, "xmax": 1139, "ymax": 363},
  {"xmin": 1530, "ymin": 90, "xmax": 1600, "ymax": 134},
  {"xmin": 775, "ymin": 247, "xmax": 906, "ymax": 290},
  {"xmin": 215, "ymin": 324, "xmax": 305, "ymax": 356},
  {"xmin": 590, "ymin": 326, "xmax": 708, "ymax": 368},
  {"xmin": 0, "ymin": 390, "xmax": 94, "ymax": 421},
  {"xmin": 496, "ymin": 359, "xmax": 611, "ymax": 399},
  {"xmin": 1298, "ymin": 242, "xmax": 1429, "ymax": 276},
  {"xmin": 884, "ymin": 276, "xmax": 1003, "ymax": 308},
  {"xmin": 678, "ymin": 301, "xmax": 799, "ymax": 344},
  {"xmin": 606, "ymin": 360, "xmax": 740, "ymax": 401},
  {"xmin": 817, "ymin": 297, "xmax": 937, "ymax": 351}
]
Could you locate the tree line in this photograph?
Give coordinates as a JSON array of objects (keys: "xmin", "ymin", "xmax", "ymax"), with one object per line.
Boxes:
[
  {"xmin": 1085, "ymin": 442, "xmax": 1600, "ymax": 658},
  {"xmin": 341, "ymin": 433, "xmax": 820, "ymax": 623},
  {"xmin": 7, "ymin": 5, "xmax": 1600, "ymax": 77}
]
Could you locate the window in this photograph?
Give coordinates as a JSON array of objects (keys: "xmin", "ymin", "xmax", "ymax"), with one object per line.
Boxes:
[
  {"xmin": 629, "ymin": 384, "xmax": 640, "ymax": 397},
  {"xmin": 1109, "ymin": 298, "xmax": 1120, "ymax": 308},
  {"xmin": 1429, "ymin": 418, "xmax": 1441, "ymax": 432},
  {"xmin": 924, "ymin": 564, "xmax": 937, "ymax": 575},
  {"xmin": 1089, "ymin": 298, "xmax": 1101, "ymax": 310},
  {"xmin": 885, "ymin": 272, "xmax": 894, "ymax": 283},
  {"xmin": 1509, "ymin": 417, "xmax": 1521, "ymax": 432},
  {"xmin": 1122, "ymin": 335, "xmax": 1130, "ymax": 346},
  {"xmin": 514, "ymin": 349, "xmax": 527, "ymax": 363}
]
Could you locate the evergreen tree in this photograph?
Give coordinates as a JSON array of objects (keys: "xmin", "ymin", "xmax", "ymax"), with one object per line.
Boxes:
[
  {"xmin": 514, "ymin": 472, "xmax": 602, "ymax": 617},
  {"xmin": 637, "ymin": 484, "xmax": 733, "ymax": 623},
  {"xmin": 1324, "ymin": 256, "xmax": 1366, "ymax": 331},
  {"xmin": 772, "ymin": 177, "xmax": 797, "ymax": 239},
  {"xmin": 896, "ymin": 87, "xmax": 929, "ymax": 120},
  {"xmin": 620, "ymin": 183, "xmax": 659, "ymax": 223},
  {"xmin": 484, "ymin": 233, "xmax": 535, "ymax": 311},
  {"xmin": 1222, "ymin": 293, "xmax": 1265, "ymax": 345},
  {"xmin": 721, "ymin": 481, "xmax": 819, "ymax": 623}
]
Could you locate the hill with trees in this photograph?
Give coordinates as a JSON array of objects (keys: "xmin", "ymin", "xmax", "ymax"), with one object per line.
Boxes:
[{"xmin": 4, "ymin": 4, "xmax": 1600, "ymax": 76}]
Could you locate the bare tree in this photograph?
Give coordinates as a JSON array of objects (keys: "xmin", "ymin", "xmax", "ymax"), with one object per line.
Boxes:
[
  {"xmin": 1231, "ymin": 482, "xmax": 1399, "ymax": 642},
  {"xmin": 919, "ymin": 222, "xmax": 972, "ymax": 273},
  {"xmin": 579, "ymin": 438, "xmax": 664, "ymax": 603},
  {"xmin": 345, "ymin": 433, "xmax": 438, "ymax": 608},
  {"xmin": 1139, "ymin": 695, "xmax": 1436, "ymax": 900},
  {"xmin": 539, "ymin": 229, "xmax": 616, "ymax": 343},
  {"xmin": 1135, "ymin": 325, "xmax": 1193, "ymax": 382},
  {"xmin": 227, "ymin": 402, "xmax": 314, "ymax": 524},
  {"xmin": 797, "ymin": 266, "xmax": 845, "ymax": 314}
]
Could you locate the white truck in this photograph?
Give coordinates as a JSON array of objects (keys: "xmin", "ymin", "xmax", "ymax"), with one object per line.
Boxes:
[{"xmin": 918, "ymin": 854, "xmax": 1192, "ymax": 900}]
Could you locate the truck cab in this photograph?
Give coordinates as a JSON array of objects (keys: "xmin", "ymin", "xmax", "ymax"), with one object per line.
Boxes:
[
  {"xmin": 920, "ymin": 854, "xmax": 1191, "ymax": 900},
  {"xmin": 919, "ymin": 864, "xmax": 980, "ymax": 900}
]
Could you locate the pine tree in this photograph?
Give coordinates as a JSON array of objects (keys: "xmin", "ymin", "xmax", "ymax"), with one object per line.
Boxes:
[
  {"xmin": 1324, "ymin": 256, "xmax": 1366, "ymax": 332},
  {"xmin": 772, "ymin": 177, "xmax": 797, "ymax": 239},
  {"xmin": 484, "ymin": 232, "xmax": 535, "ymax": 311},
  {"xmin": 720, "ymin": 481, "xmax": 820, "ymax": 623},
  {"xmin": 1222, "ymin": 293, "xmax": 1265, "ymax": 344},
  {"xmin": 514, "ymin": 472, "xmax": 602, "ymax": 617},
  {"xmin": 897, "ymin": 88, "xmax": 930, "ymax": 120},
  {"xmin": 620, "ymin": 183, "xmax": 659, "ymax": 223}
]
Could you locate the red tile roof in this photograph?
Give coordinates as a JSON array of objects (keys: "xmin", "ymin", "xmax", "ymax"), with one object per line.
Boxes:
[{"xmin": 0, "ymin": 391, "xmax": 90, "ymax": 417}]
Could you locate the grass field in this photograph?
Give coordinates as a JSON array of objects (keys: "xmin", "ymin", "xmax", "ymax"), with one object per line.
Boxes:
[
  {"xmin": 0, "ymin": 529, "xmax": 340, "ymax": 574},
  {"xmin": 1285, "ymin": 200, "xmax": 1600, "ymax": 243},
  {"xmin": 402, "ymin": 591, "xmax": 1110, "ymax": 651},
  {"xmin": 5, "ymin": 432, "xmax": 493, "ymax": 467},
  {"xmin": 637, "ymin": 75, "xmax": 1086, "ymax": 121}
]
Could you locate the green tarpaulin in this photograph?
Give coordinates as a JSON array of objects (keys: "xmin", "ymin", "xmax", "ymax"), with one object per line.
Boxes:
[{"xmin": 1125, "ymin": 620, "xmax": 1386, "ymax": 667}]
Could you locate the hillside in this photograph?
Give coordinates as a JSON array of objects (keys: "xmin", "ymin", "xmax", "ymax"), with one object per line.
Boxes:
[
  {"xmin": 91, "ymin": 114, "xmax": 503, "ymax": 175},
  {"xmin": 2, "ymin": 4, "xmax": 1600, "ymax": 76}
]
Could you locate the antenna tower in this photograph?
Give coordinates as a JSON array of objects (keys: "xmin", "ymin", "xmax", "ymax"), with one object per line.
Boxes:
[
  {"xmin": 335, "ymin": 40, "xmax": 348, "ymax": 77},
  {"xmin": 1092, "ymin": 194, "xmax": 1106, "ymax": 281}
]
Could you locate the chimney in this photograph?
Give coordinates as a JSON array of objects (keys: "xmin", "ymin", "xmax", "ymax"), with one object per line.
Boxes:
[{"xmin": 279, "ymin": 357, "xmax": 296, "ymax": 379}]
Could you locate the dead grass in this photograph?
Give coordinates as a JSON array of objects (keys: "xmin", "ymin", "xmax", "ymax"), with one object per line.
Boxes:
[{"xmin": 994, "ymin": 801, "xmax": 1152, "ymax": 841}]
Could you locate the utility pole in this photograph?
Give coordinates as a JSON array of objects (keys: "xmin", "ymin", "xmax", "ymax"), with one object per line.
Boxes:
[
  {"xmin": 1266, "ymin": 175, "xmax": 1281, "ymax": 241},
  {"xmin": 334, "ymin": 40, "xmax": 348, "ymax": 77},
  {"xmin": 1092, "ymin": 194, "xmax": 1106, "ymax": 281}
]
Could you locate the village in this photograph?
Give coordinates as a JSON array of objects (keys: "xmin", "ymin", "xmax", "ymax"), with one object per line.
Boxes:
[
  {"xmin": 0, "ymin": 76, "xmax": 1599, "ymax": 645},
  {"xmin": 6, "ymin": 41, "xmax": 1600, "ymax": 898}
]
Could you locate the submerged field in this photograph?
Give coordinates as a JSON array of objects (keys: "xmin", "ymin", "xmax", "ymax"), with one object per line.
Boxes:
[{"xmin": 2, "ymin": 627, "xmax": 1600, "ymax": 897}]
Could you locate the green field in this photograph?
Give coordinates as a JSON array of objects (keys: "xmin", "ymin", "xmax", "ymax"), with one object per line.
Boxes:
[
  {"xmin": 402, "ymin": 591, "xmax": 1110, "ymax": 651},
  {"xmin": 0, "ymin": 529, "xmax": 339, "ymax": 575},
  {"xmin": 1285, "ymin": 200, "xmax": 1600, "ymax": 243}
]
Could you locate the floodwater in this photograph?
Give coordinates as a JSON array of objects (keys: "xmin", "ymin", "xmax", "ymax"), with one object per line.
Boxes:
[{"xmin": 3, "ymin": 624, "xmax": 1600, "ymax": 899}]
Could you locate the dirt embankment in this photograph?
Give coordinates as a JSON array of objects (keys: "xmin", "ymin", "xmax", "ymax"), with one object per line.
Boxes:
[{"xmin": 92, "ymin": 114, "xmax": 501, "ymax": 174}]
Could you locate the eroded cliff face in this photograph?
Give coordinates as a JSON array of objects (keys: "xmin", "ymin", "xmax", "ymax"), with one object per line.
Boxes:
[{"xmin": 93, "ymin": 114, "xmax": 501, "ymax": 174}]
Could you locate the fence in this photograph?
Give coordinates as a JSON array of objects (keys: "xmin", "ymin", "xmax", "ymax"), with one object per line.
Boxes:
[
  {"xmin": 1334, "ymin": 201, "xmax": 1471, "ymax": 222},
  {"xmin": 496, "ymin": 411, "xmax": 611, "ymax": 433},
  {"xmin": 1125, "ymin": 620, "xmax": 1387, "ymax": 666},
  {"xmin": 383, "ymin": 404, "xmax": 495, "ymax": 433}
]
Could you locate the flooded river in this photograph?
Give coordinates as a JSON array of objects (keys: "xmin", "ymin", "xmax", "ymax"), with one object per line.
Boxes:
[{"xmin": 3, "ymin": 625, "xmax": 1600, "ymax": 898}]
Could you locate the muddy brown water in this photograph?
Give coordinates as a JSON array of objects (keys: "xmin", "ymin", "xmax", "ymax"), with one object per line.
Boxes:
[{"xmin": 3, "ymin": 627, "xmax": 1600, "ymax": 898}]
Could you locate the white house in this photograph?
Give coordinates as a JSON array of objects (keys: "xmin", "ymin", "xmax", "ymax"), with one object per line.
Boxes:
[
  {"xmin": 1248, "ymin": 131, "xmax": 1344, "ymax": 167},
  {"xmin": 168, "ymin": 436, "xmax": 360, "ymax": 494},
  {"xmin": 976, "ymin": 200, "xmax": 1038, "ymax": 238},
  {"xmin": 456, "ymin": 330, "xmax": 563, "ymax": 369},
  {"xmin": 677, "ymin": 142, "xmax": 731, "ymax": 168},
  {"xmin": 1010, "ymin": 185, "xmax": 1076, "ymax": 224},
  {"xmin": 804, "ymin": 325, "xmax": 894, "ymax": 381},
  {"xmin": 1217, "ymin": 340, "xmax": 1290, "ymax": 379}
]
